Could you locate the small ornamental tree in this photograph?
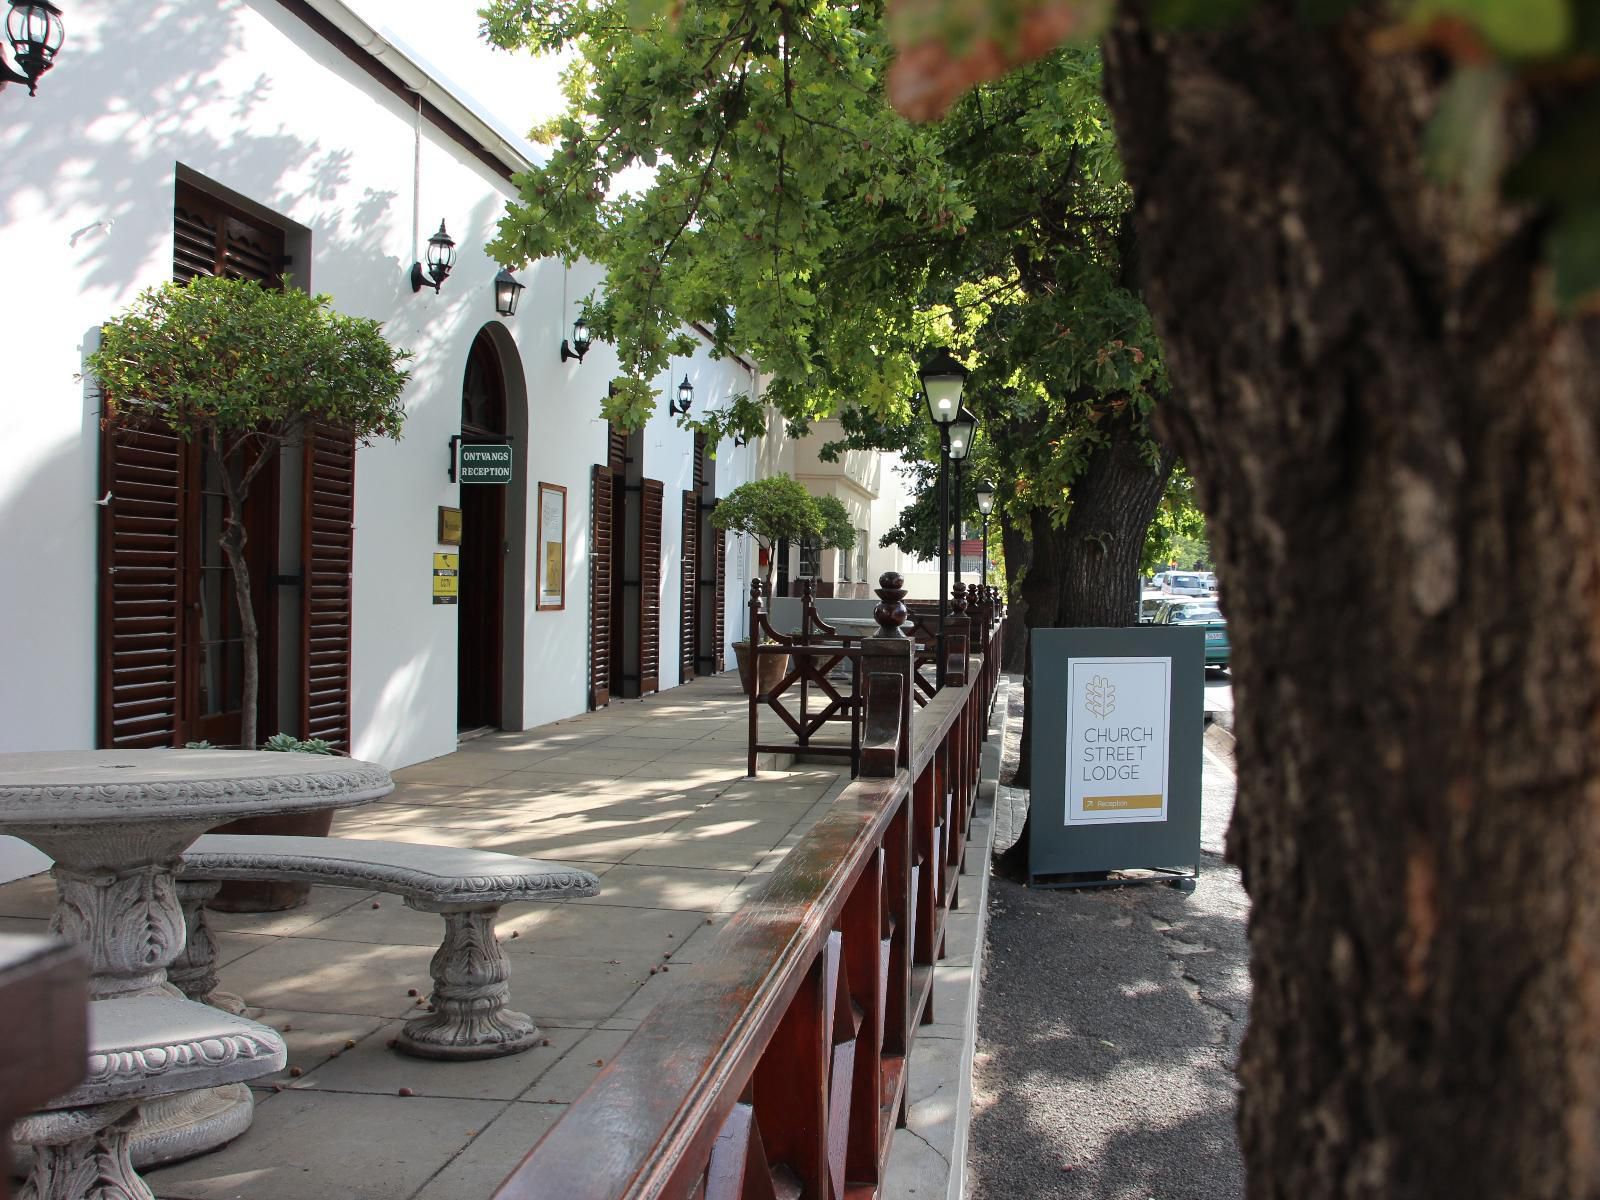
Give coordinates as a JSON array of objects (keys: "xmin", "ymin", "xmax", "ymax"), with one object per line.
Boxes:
[
  {"xmin": 87, "ymin": 275, "xmax": 412, "ymax": 748},
  {"xmin": 712, "ymin": 477, "xmax": 856, "ymax": 596}
]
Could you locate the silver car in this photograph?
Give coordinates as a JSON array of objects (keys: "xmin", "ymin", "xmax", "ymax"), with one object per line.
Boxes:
[{"xmin": 1165, "ymin": 572, "xmax": 1212, "ymax": 597}]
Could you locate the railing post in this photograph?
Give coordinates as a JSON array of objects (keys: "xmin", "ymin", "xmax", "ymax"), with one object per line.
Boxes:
[
  {"xmin": 861, "ymin": 572, "xmax": 913, "ymax": 772},
  {"xmin": 945, "ymin": 582, "xmax": 970, "ymax": 688},
  {"xmin": 746, "ymin": 578, "xmax": 763, "ymax": 777}
]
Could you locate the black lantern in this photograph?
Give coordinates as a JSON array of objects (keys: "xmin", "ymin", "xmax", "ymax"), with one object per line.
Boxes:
[
  {"xmin": 672, "ymin": 374, "xmax": 693, "ymax": 416},
  {"xmin": 733, "ymin": 433, "xmax": 748, "ymax": 448},
  {"xmin": 947, "ymin": 407, "xmax": 977, "ymax": 463},
  {"xmin": 2, "ymin": 0, "xmax": 64, "ymax": 96},
  {"xmin": 561, "ymin": 316, "xmax": 591, "ymax": 363},
  {"xmin": 919, "ymin": 347, "xmax": 967, "ymax": 428},
  {"xmin": 493, "ymin": 267, "xmax": 525, "ymax": 317},
  {"xmin": 410, "ymin": 220, "xmax": 457, "ymax": 293}
]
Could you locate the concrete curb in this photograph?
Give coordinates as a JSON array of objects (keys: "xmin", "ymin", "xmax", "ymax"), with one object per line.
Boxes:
[{"xmin": 883, "ymin": 674, "xmax": 1013, "ymax": 1200}]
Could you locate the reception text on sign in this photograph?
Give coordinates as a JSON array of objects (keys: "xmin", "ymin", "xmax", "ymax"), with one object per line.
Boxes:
[{"xmin": 1065, "ymin": 656, "xmax": 1171, "ymax": 825}]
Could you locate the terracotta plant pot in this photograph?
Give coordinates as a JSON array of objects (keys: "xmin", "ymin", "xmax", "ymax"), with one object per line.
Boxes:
[
  {"xmin": 734, "ymin": 641, "xmax": 791, "ymax": 698},
  {"xmin": 206, "ymin": 808, "xmax": 335, "ymax": 912}
]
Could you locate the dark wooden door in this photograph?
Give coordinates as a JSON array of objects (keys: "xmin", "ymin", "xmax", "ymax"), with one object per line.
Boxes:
[{"xmin": 457, "ymin": 331, "xmax": 507, "ymax": 731}]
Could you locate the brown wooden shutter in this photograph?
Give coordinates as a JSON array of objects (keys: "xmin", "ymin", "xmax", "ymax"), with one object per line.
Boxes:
[
  {"xmin": 98, "ymin": 422, "xmax": 188, "ymax": 748},
  {"xmin": 680, "ymin": 491, "xmax": 698, "ymax": 684},
  {"xmin": 300, "ymin": 423, "xmax": 355, "ymax": 750},
  {"xmin": 589, "ymin": 464, "xmax": 614, "ymax": 709},
  {"xmin": 714, "ymin": 526, "xmax": 727, "ymax": 672},
  {"xmin": 607, "ymin": 423, "xmax": 628, "ymax": 475},
  {"xmin": 639, "ymin": 478, "xmax": 663, "ymax": 696}
]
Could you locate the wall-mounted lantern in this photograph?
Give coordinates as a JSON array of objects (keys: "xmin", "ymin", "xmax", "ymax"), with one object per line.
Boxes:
[
  {"xmin": 493, "ymin": 267, "xmax": 524, "ymax": 317},
  {"xmin": 671, "ymin": 374, "xmax": 693, "ymax": 416},
  {"xmin": 2, "ymin": 1, "xmax": 64, "ymax": 97},
  {"xmin": 560, "ymin": 316, "xmax": 591, "ymax": 363},
  {"xmin": 410, "ymin": 220, "xmax": 456, "ymax": 293}
]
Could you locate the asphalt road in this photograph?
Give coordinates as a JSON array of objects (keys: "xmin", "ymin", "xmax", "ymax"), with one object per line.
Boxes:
[{"xmin": 969, "ymin": 738, "xmax": 1248, "ymax": 1200}]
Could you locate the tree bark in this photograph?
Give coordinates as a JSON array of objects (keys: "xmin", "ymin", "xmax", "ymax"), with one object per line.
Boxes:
[
  {"xmin": 1101, "ymin": 4, "xmax": 1600, "ymax": 1196},
  {"xmin": 999, "ymin": 515, "xmax": 1030, "ymax": 674},
  {"xmin": 997, "ymin": 407, "xmax": 1176, "ymax": 872}
]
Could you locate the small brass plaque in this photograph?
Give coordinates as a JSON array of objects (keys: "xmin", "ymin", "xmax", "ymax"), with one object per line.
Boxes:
[{"xmin": 438, "ymin": 506, "xmax": 462, "ymax": 546}]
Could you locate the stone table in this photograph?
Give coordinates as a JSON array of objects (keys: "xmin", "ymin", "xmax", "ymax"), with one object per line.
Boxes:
[{"xmin": 0, "ymin": 749, "xmax": 393, "ymax": 1167}]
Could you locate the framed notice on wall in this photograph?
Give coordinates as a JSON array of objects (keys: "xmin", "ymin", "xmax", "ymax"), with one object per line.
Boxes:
[{"xmin": 536, "ymin": 483, "xmax": 566, "ymax": 611}]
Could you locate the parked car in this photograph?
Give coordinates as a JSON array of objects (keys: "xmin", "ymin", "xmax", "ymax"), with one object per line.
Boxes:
[
  {"xmin": 1154, "ymin": 598, "xmax": 1230, "ymax": 668},
  {"xmin": 1165, "ymin": 572, "xmax": 1212, "ymax": 597},
  {"xmin": 1138, "ymin": 591, "xmax": 1167, "ymax": 624}
]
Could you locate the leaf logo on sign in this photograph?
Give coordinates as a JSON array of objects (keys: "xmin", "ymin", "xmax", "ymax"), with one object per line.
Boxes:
[{"xmin": 1084, "ymin": 675, "xmax": 1116, "ymax": 720}]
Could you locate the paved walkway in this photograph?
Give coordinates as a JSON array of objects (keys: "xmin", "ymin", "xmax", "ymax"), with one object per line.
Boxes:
[
  {"xmin": 969, "ymin": 724, "xmax": 1248, "ymax": 1199},
  {"xmin": 0, "ymin": 677, "xmax": 855, "ymax": 1200}
]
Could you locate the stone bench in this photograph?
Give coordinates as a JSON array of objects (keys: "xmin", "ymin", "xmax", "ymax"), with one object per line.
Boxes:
[
  {"xmin": 174, "ymin": 835, "xmax": 601, "ymax": 1061},
  {"xmin": 17, "ymin": 995, "xmax": 284, "ymax": 1200}
]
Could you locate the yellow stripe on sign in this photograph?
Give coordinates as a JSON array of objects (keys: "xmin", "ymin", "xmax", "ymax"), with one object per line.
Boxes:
[{"xmin": 1083, "ymin": 795, "xmax": 1163, "ymax": 811}]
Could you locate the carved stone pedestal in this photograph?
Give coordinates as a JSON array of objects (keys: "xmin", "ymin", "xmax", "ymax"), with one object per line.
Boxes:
[{"xmin": 396, "ymin": 905, "xmax": 541, "ymax": 1060}]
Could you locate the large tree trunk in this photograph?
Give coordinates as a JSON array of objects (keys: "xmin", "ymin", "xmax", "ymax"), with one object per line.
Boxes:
[
  {"xmin": 1102, "ymin": 4, "xmax": 1600, "ymax": 1196},
  {"xmin": 998, "ymin": 409, "xmax": 1175, "ymax": 870}
]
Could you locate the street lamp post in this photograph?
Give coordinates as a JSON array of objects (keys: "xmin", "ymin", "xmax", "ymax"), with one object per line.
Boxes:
[
  {"xmin": 920, "ymin": 349, "xmax": 968, "ymax": 686},
  {"xmin": 947, "ymin": 407, "xmax": 977, "ymax": 591},
  {"xmin": 976, "ymin": 480, "xmax": 995, "ymax": 588}
]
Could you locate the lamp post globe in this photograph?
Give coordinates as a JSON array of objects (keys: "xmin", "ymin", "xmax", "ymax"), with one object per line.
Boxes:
[
  {"xmin": 4, "ymin": 0, "xmax": 63, "ymax": 95},
  {"xmin": 676, "ymin": 375, "xmax": 694, "ymax": 415}
]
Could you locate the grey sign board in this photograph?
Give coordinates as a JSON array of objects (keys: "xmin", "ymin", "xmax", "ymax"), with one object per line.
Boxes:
[
  {"xmin": 459, "ymin": 443, "xmax": 513, "ymax": 484},
  {"xmin": 1029, "ymin": 626, "xmax": 1204, "ymax": 884}
]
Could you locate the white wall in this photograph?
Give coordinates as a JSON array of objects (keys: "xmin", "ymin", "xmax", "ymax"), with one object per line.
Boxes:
[{"xmin": 0, "ymin": 0, "xmax": 763, "ymax": 766}]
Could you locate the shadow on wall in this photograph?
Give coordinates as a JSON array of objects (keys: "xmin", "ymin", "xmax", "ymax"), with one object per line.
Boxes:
[{"xmin": 5, "ymin": 4, "xmax": 406, "ymax": 297}]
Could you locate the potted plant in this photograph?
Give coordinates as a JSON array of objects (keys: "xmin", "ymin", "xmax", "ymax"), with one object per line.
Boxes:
[
  {"xmin": 89, "ymin": 275, "xmax": 411, "ymax": 909},
  {"xmin": 712, "ymin": 477, "xmax": 857, "ymax": 696}
]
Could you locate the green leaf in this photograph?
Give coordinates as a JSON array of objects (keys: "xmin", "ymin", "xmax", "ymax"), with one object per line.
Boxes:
[{"xmin": 1411, "ymin": 0, "xmax": 1572, "ymax": 58}]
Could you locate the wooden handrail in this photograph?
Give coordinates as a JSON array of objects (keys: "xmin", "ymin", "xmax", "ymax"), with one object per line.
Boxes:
[{"xmin": 493, "ymin": 629, "xmax": 1001, "ymax": 1200}]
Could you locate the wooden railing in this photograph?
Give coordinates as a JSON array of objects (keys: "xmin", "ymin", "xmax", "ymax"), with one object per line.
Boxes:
[
  {"xmin": 492, "ymin": 617, "xmax": 1005, "ymax": 1200},
  {"xmin": 747, "ymin": 580, "xmax": 866, "ymax": 777},
  {"xmin": 748, "ymin": 576, "xmax": 1005, "ymax": 772}
]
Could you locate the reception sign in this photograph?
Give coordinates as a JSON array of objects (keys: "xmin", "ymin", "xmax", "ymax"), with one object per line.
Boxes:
[
  {"xmin": 1030, "ymin": 626, "xmax": 1203, "ymax": 885},
  {"xmin": 1066, "ymin": 656, "xmax": 1171, "ymax": 824}
]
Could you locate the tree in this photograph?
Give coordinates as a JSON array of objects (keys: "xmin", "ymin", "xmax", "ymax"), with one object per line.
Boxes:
[
  {"xmin": 710, "ymin": 476, "xmax": 856, "ymax": 593},
  {"xmin": 483, "ymin": 0, "xmax": 1176, "ymax": 872},
  {"xmin": 884, "ymin": 0, "xmax": 1600, "ymax": 1195},
  {"xmin": 88, "ymin": 276, "xmax": 411, "ymax": 748}
]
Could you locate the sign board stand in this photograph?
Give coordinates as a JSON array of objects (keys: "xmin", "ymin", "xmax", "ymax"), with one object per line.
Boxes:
[{"xmin": 1028, "ymin": 626, "xmax": 1204, "ymax": 890}]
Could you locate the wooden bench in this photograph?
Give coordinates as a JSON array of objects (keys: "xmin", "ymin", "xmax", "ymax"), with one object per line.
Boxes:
[
  {"xmin": 174, "ymin": 835, "xmax": 600, "ymax": 1060},
  {"xmin": 16, "ymin": 995, "xmax": 284, "ymax": 1200}
]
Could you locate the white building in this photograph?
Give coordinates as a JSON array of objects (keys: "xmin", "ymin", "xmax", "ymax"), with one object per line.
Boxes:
[{"xmin": 0, "ymin": 0, "xmax": 913, "ymax": 780}]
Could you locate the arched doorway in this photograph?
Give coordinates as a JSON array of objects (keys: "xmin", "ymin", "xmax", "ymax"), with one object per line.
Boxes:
[{"xmin": 458, "ymin": 328, "xmax": 508, "ymax": 732}]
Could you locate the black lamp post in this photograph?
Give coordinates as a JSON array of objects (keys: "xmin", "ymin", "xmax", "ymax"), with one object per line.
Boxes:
[
  {"xmin": 920, "ymin": 348, "xmax": 968, "ymax": 683},
  {"xmin": 493, "ymin": 267, "xmax": 525, "ymax": 317},
  {"xmin": 975, "ymin": 480, "xmax": 995, "ymax": 587},
  {"xmin": 947, "ymin": 406, "xmax": 977, "ymax": 590},
  {"xmin": 2, "ymin": 1, "xmax": 64, "ymax": 97},
  {"xmin": 410, "ymin": 220, "xmax": 457, "ymax": 293}
]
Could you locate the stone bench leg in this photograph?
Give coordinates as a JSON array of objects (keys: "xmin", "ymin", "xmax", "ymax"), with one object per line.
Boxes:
[
  {"xmin": 16, "ymin": 1099, "xmax": 147, "ymax": 1200},
  {"xmin": 395, "ymin": 901, "xmax": 540, "ymax": 1060},
  {"xmin": 169, "ymin": 882, "xmax": 244, "ymax": 1015}
]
